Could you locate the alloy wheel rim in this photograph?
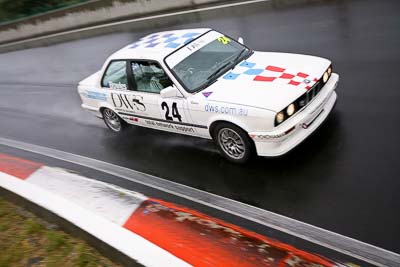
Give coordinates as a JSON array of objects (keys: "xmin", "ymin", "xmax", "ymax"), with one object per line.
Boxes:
[
  {"xmin": 218, "ymin": 128, "xmax": 245, "ymax": 159},
  {"xmin": 104, "ymin": 109, "xmax": 121, "ymax": 131}
]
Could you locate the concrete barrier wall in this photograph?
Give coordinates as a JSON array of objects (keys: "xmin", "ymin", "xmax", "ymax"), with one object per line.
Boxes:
[
  {"xmin": 0, "ymin": 0, "xmax": 228, "ymax": 44},
  {"xmin": 0, "ymin": 0, "xmax": 333, "ymax": 53}
]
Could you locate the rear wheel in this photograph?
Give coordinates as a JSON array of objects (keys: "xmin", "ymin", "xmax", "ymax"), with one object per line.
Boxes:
[
  {"xmin": 102, "ymin": 108, "xmax": 126, "ymax": 133},
  {"xmin": 213, "ymin": 123, "xmax": 253, "ymax": 164}
]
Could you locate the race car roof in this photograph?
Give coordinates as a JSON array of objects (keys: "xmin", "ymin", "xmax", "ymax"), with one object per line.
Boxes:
[{"xmin": 109, "ymin": 28, "xmax": 211, "ymax": 61}]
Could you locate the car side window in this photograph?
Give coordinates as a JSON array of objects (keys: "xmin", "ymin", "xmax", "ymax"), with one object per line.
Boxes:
[
  {"xmin": 102, "ymin": 61, "xmax": 128, "ymax": 90},
  {"xmin": 131, "ymin": 61, "xmax": 172, "ymax": 93}
]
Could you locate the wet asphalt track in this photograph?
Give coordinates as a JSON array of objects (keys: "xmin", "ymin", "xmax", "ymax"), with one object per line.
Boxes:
[{"xmin": 0, "ymin": 0, "xmax": 399, "ymax": 254}]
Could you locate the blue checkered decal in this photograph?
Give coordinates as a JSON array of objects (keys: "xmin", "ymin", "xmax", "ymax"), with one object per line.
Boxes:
[
  {"xmin": 223, "ymin": 60, "xmax": 258, "ymax": 80},
  {"xmin": 243, "ymin": 68, "xmax": 263, "ymax": 75},
  {"xmin": 129, "ymin": 32, "xmax": 201, "ymax": 50},
  {"xmin": 223, "ymin": 72, "xmax": 240, "ymax": 80},
  {"xmin": 239, "ymin": 61, "xmax": 256, "ymax": 68}
]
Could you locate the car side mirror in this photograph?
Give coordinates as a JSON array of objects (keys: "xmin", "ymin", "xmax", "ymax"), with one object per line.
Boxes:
[
  {"xmin": 238, "ymin": 37, "xmax": 244, "ymax": 45},
  {"xmin": 160, "ymin": 85, "xmax": 182, "ymax": 98}
]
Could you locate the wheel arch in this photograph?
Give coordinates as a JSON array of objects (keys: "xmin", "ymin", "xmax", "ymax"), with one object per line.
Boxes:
[
  {"xmin": 208, "ymin": 116, "xmax": 250, "ymax": 139},
  {"xmin": 208, "ymin": 118, "xmax": 256, "ymax": 163},
  {"xmin": 99, "ymin": 103, "xmax": 118, "ymax": 118}
]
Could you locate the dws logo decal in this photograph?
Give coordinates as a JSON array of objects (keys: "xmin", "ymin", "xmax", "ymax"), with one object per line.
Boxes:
[{"xmin": 111, "ymin": 93, "xmax": 146, "ymax": 112}]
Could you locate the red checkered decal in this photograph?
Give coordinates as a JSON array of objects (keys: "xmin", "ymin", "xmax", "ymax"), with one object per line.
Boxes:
[
  {"xmin": 254, "ymin": 65, "xmax": 313, "ymax": 88},
  {"xmin": 254, "ymin": 76, "xmax": 276, "ymax": 82},
  {"xmin": 265, "ymin": 65, "xmax": 286, "ymax": 72},
  {"xmin": 223, "ymin": 62, "xmax": 318, "ymax": 90},
  {"xmin": 297, "ymin": 72, "xmax": 309, "ymax": 78},
  {"xmin": 280, "ymin": 73, "xmax": 295, "ymax": 79}
]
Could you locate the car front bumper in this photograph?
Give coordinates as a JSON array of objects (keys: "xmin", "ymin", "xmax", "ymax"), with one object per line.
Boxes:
[{"xmin": 249, "ymin": 73, "xmax": 339, "ymax": 157}]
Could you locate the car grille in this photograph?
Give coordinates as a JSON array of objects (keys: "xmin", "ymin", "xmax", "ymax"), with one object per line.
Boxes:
[
  {"xmin": 274, "ymin": 64, "xmax": 333, "ymax": 127},
  {"xmin": 297, "ymin": 80, "xmax": 323, "ymax": 109}
]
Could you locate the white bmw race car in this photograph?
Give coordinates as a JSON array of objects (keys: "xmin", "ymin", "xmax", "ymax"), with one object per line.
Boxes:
[{"xmin": 78, "ymin": 28, "xmax": 339, "ymax": 163}]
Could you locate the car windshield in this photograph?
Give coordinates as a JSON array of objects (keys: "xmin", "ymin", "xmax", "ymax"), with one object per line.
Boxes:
[{"xmin": 165, "ymin": 31, "xmax": 250, "ymax": 93}]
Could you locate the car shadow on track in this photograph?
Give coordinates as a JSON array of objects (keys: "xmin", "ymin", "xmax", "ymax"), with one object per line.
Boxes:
[{"xmin": 97, "ymin": 110, "xmax": 344, "ymax": 208}]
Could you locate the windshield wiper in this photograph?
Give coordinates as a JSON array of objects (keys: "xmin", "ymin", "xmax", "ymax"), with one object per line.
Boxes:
[
  {"xmin": 232, "ymin": 48, "xmax": 248, "ymax": 65},
  {"xmin": 205, "ymin": 61, "xmax": 232, "ymax": 82},
  {"xmin": 206, "ymin": 49, "xmax": 249, "ymax": 82},
  {"xmin": 195, "ymin": 50, "xmax": 250, "ymax": 92},
  {"xmin": 194, "ymin": 62, "xmax": 231, "ymax": 92}
]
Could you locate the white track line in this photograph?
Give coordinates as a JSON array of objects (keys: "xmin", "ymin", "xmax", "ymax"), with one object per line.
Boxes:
[
  {"xmin": 0, "ymin": 136, "xmax": 399, "ymax": 267},
  {"xmin": 0, "ymin": 0, "xmax": 271, "ymax": 49}
]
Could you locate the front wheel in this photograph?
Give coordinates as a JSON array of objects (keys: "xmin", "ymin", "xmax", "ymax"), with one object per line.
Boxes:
[
  {"xmin": 102, "ymin": 108, "xmax": 126, "ymax": 133},
  {"xmin": 214, "ymin": 123, "xmax": 253, "ymax": 164}
]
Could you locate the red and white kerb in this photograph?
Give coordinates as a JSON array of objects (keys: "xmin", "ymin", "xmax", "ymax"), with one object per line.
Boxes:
[{"xmin": 0, "ymin": 153, "xmax": 340, "ymax": 267}]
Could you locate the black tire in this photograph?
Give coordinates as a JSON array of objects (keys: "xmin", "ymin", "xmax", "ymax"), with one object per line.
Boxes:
[
  {"xmin": 213, "ymin": 122, "xmax": 254, "ymax": 164},
  {"xmin": 102, "ymin": 108, "xmax": 126, "ymax": 133}
]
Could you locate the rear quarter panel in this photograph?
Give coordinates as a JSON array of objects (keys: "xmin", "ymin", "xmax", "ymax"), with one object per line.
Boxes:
[{"xmin": 78, "ymin": 71, "xmax": 112, "ymax": 116}]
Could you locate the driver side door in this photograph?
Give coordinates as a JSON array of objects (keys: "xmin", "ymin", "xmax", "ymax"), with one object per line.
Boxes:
[{"xmin": 129, "ymin": 60, "xmax": 196, "ymax": 135}]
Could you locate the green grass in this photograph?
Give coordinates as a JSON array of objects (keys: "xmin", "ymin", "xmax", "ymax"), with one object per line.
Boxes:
[
  {"xmin": 46, "ymin": 231, "xmax": 67, "ymax": 252},
  {"xmin": 0, "ymin": 196, "xmax": 120, "ymax": 267},
  {"xmin": 24, "ymin": 218, "xmax": 44, "ymax": 235}
]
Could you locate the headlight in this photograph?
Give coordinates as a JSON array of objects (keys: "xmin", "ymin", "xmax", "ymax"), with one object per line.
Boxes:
[
  {"xmin": 276, "ymin": 112, "xmax": 285, "ymax": 124},
  {"xmin": 322, "ymin": 71, "xmax": 329, "ymax": 83},
  {"xmin": 327, "ymin": 66, "xmax": 332, "ymax": 75},
  {"xmin": 286, "ymin": 103, "xmax": 295, "ymax": 116}
]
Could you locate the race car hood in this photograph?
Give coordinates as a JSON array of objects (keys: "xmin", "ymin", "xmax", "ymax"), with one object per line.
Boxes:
[{"xmin": 197, "ymin": 51, "xmax": 331, "ymax": 112}]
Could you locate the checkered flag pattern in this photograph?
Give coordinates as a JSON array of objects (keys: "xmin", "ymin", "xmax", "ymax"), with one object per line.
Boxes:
[
  {"xmin": 129, "ymin": 32, "xmax": 201, "ymax": 49},
  {"xmin": 223, "ymin": 61, "xmax": 318, "ymax": 90}
]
